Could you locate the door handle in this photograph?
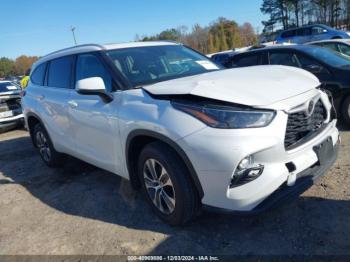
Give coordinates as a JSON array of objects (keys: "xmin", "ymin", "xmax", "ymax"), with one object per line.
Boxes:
[
  {"xmin": 36, "ymin": 95, "xmax": 45, "ymax": 101},
  {"xmin": 68, "ymin": 100, "xmax": 78, "ymax": 108}
]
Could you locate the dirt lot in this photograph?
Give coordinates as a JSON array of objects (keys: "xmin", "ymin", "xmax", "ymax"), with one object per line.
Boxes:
[{"xmin": 0, "ymin": 127, "xmax": 349, "ymax": 255}]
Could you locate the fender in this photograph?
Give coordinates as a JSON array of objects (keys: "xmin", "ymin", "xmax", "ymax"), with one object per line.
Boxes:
[{"xmin": 126, "ymin": 129, "xmax": 204, "ymax": 199}]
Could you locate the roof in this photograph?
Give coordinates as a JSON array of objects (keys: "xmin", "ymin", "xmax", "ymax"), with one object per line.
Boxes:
[
  {"xmin": 33, "ymin": 41, "xmax": 179, "ymax": 68},
  {"xmin": 281, "ymin": 24, "xmax": 332, "ymax": 32},
  {"xmin": 231, "ymin": 44, "xmax": 326, "ymax": 56},
  {"xmin": 307, "ymin": 38, "xmax": 350, "ymax": 45}
]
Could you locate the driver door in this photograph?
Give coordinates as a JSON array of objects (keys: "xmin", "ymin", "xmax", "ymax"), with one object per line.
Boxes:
[{"xmin": 68, "ymin": 53, "xmax": 122, "ymax": 174}]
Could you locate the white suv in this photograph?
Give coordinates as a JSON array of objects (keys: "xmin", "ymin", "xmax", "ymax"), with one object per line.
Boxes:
[{"xmin": 22, "ymin": 42, "xmax": 339, "ymax": 225}]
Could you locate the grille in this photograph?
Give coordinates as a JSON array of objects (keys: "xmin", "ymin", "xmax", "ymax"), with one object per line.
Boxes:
[
  {"xmin": 0, "ymin": 98, "xmax": 21, "ymax": 113},
  {"xmin": 285, "ymin": 100, "xmax": 327, "ymax": 150}
]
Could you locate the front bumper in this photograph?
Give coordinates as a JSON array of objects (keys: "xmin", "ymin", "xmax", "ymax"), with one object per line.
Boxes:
[
  {"xmin": 205, "ymin": 142, "xmax": 339, "ymax": 214},
  {"xmin": 177, "ymin": 115, "xmax": 339, "ymax": 211},
  {"xmin": 0, "ymin": 113, "xmax": 24, "ymax": 126}
]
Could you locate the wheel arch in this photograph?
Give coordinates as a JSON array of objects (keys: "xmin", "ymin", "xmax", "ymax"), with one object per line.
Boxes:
[
  {"xmin": 27, "ymin": 112, "xmax": 45, "ymax": 147},
  {"xmin": 125, "ymin": 129, "xmax": 204, "ymax": 199}
]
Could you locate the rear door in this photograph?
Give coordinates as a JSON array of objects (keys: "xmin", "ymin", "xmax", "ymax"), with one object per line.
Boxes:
[{"xmin": 40, "ymin": 56, "xmax": 74, "ymax": 153}]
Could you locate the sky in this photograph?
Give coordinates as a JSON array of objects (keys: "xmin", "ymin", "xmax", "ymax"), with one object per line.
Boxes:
[{"xmin": 0, "ymin": 0, "xmax": 265, "ymax": 58}]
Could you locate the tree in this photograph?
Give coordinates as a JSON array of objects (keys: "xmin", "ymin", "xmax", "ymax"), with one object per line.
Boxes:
[
  {"xmin": 14, "ymin": 55, "xmax": 39, "ymax": 75},
  {"xmin": 0, "ymin": 57, "xmax": 15, "ymax": 78},
  {"xmin": 239, "ymin": 23, "xmax": 258, "ymax": 46},
  {"xmin": 138, "ymin": 17, "xmax": 258, "ymax": 54},
  {"xmin": 261, "ymin": 0, "xmax": 350, "ymax": 33}
]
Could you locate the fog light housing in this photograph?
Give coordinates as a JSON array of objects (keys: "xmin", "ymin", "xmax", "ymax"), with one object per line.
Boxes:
[{"xmin": 230, "ymin": 156, "xmax": 264, "ymax": 188}]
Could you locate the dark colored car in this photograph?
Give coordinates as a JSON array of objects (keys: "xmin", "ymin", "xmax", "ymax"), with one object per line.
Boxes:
[
  {"xmin": 225, "ymin": 45, "xmax": 350, "ymax": 125},
  {"xmin": 211, "ymin": 52, "xmax": 235, "ymax": 68},
  {"xmin": 308, "ymin": 39, "xmax": 350, "ymax": 57},
  {"xmin": 276, "ymin": 24, "xmax": 350, "ymax": 44}
]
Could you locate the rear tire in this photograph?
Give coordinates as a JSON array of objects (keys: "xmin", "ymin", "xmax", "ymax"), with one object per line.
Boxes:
[
  {"xmin": 341, "ymin": 96, "xmax": 350, "ymax": 126},
  {"xmin": 33, "ymin": 123, "xmax": 64, "ymax": 167},
  {"xmin": 138, "ymin": 142, "xmax": 200, "ymax": 225}
]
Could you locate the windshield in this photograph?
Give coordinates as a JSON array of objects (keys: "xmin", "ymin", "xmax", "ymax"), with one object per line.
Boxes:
[
  {"xmin": 105, "ymin": 45, "xmax": 221, "ymax": 87},
  {"xmin": 304, "ymin": 46, "xmax": 350, "ymax": 68},
  {"xmin": 0, "ymin": 82, "xmax": 21, "ymax": 92}
]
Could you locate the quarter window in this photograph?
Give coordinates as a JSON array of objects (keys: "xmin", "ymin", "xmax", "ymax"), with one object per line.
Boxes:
[
  {"xmin": 75, "ymin": 54, "xmax": 112, "ymax": 91},
  {"xmin": 47, "ymin": 56, "xmax": 73, "ymax": 88},
  {"xmin": 30, "ymin": 63, "xmax": 47, "ymax": 86}
]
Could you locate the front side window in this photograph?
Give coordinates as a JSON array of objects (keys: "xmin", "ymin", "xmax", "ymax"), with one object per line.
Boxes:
[
  {"xmin": 48, "ymin": 56, "xmax": 73, "ymax": 88},
  {"xmin": 76, "ymin": 54, "xmax": 112, "ymax": 91},
  {"xmin": 312, "ymin": 26, "xmax": 325, "ymax": 35},
  {"xmin": 31, "ymin": 63, "xmax": 47, "ymax": 86},
  {"xmin": 269, "ymin": 52, "xmax": 300, "ymax": 67},
  {"xmin": 105, "ymin": 45, "xmax": 220, "ymax": 87},
  {"xmin": 303, "ymin": 46, "xmax": 350, "ymax": 68}
]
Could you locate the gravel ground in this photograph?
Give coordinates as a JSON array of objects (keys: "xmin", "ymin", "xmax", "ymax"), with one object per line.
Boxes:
[{"xmin": 0, "ymin": 126, "xmax": 349, "ymax": 255}]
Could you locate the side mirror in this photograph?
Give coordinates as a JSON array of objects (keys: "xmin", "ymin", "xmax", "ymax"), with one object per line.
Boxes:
[
  {"xmin": 322, "ymin": 29, "xmax": 328, "ymax": 34},
  {"xmin": 76, "ymin": 77, "xmax": 113, "ymax": 103},
  {"xmin": 304, "ymin": 64, "xmax": 323, "ymax": 74}
]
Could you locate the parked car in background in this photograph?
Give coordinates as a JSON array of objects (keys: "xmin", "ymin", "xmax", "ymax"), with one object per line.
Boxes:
[
  {"xmin": 22, "ymin": 42, "xmax": 339, "ymax": 225},
  {"xmin": 210, "ymin": 43, "xmax": 295, "ymax": 67},
  {"xmin": 4, "ymin": 76, "xmax": 22, "ymax": 86},
  {"xmin": 211, "ymin": 50, "xmax": 236, "ymax": 67},
  {"xmin": 276, "ymin": 24, "xmax": 350, "ymax": 44},
  {"xmin": 308, "ymin": 39, "xmax": 350, "ymax": 57},
  {"xmin": 0, "ymin": 81, "xmax": 24, "ymax": 132},
  {"xmin": 225, "ymin": 45, "xmax": 350, "ymax": 125}
]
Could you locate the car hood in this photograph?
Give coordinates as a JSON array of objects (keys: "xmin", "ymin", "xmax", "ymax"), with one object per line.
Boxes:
[
  {"xmin": 0, "ymin": 91, "xmax": 21, "ymax": 102},
  {"xmin": 143, "ymin": 65, "xmax": 320, "ymax": 108}
]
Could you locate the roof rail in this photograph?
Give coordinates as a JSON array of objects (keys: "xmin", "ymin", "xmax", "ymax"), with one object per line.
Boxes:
[{"xmin": 40, "ymin": 43, "xmax": 105, "ymax": 59}]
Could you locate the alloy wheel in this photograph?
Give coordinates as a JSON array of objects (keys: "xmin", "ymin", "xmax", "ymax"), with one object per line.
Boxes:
[
  {"xmin": 36, "ymin": 131, "xmax": 51, "ymax": 162},
  {"xmin": 143, "ymin": 158, "xmax": 176, "ymax": 214}
]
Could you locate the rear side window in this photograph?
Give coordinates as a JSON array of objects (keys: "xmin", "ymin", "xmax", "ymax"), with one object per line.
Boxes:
[
  {"xmin": 281, "ymin": 30, "xmax": 296, "ymax": 38},
  {"xmin": 31, "ymin": 63, "xmax": 47, "ymax": 86},
  {"xmin": 75, "ymin": 53, "xmax": 112, "ymax": 91},
  {"xmin": 297, "ymin": 28, "xmax": 311, "ymax": 36},
  {"xmin": 269, "ymin": 52, "xmax": 300, "ymax": 67},
  {"xmin": 232, "ymin": 54, "xmax": 260, "ymax": 67},
  {"xmin": 47, "ymin": 56, "xmax": 73, "ymax": 88}
]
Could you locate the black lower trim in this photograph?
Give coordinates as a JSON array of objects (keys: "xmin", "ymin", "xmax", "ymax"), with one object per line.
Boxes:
[
  {"xmin": 0, "ymin": 117, "xmax": 24, "ymax": 127},
  {"xmin": 204, "ymin": 142, "xmax": 339, "ymax": 215}
]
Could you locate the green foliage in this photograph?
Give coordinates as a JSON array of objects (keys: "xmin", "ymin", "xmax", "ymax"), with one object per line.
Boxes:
[
  {"xmin": 0, "ymin": 55, "xmax": 38, "ymax": 78},
  {"xmin": 138, "ymin": 17, "xmax": 258, "ymax": 54},
  {"xmin": 0, "ymin": 57, "xmax": 15, "ymax": 78}
]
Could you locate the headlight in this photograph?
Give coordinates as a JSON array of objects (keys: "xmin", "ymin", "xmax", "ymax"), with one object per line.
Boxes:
[{"xmin": 171, "ymin": 101, "xmax": 276, "ymax": 129}]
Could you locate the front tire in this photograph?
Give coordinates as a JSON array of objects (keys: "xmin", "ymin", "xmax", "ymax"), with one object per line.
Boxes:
[
  {"xmin": 341, "ymin": 95, "xmax": 350, "ymax": 126},
  {"xmin": 33, "ymin": 123, "xmax": 64, "ymax": 167},
  {"xmin": 138, "ymin": 142, "xmax": 200, "ymax": 225}
]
